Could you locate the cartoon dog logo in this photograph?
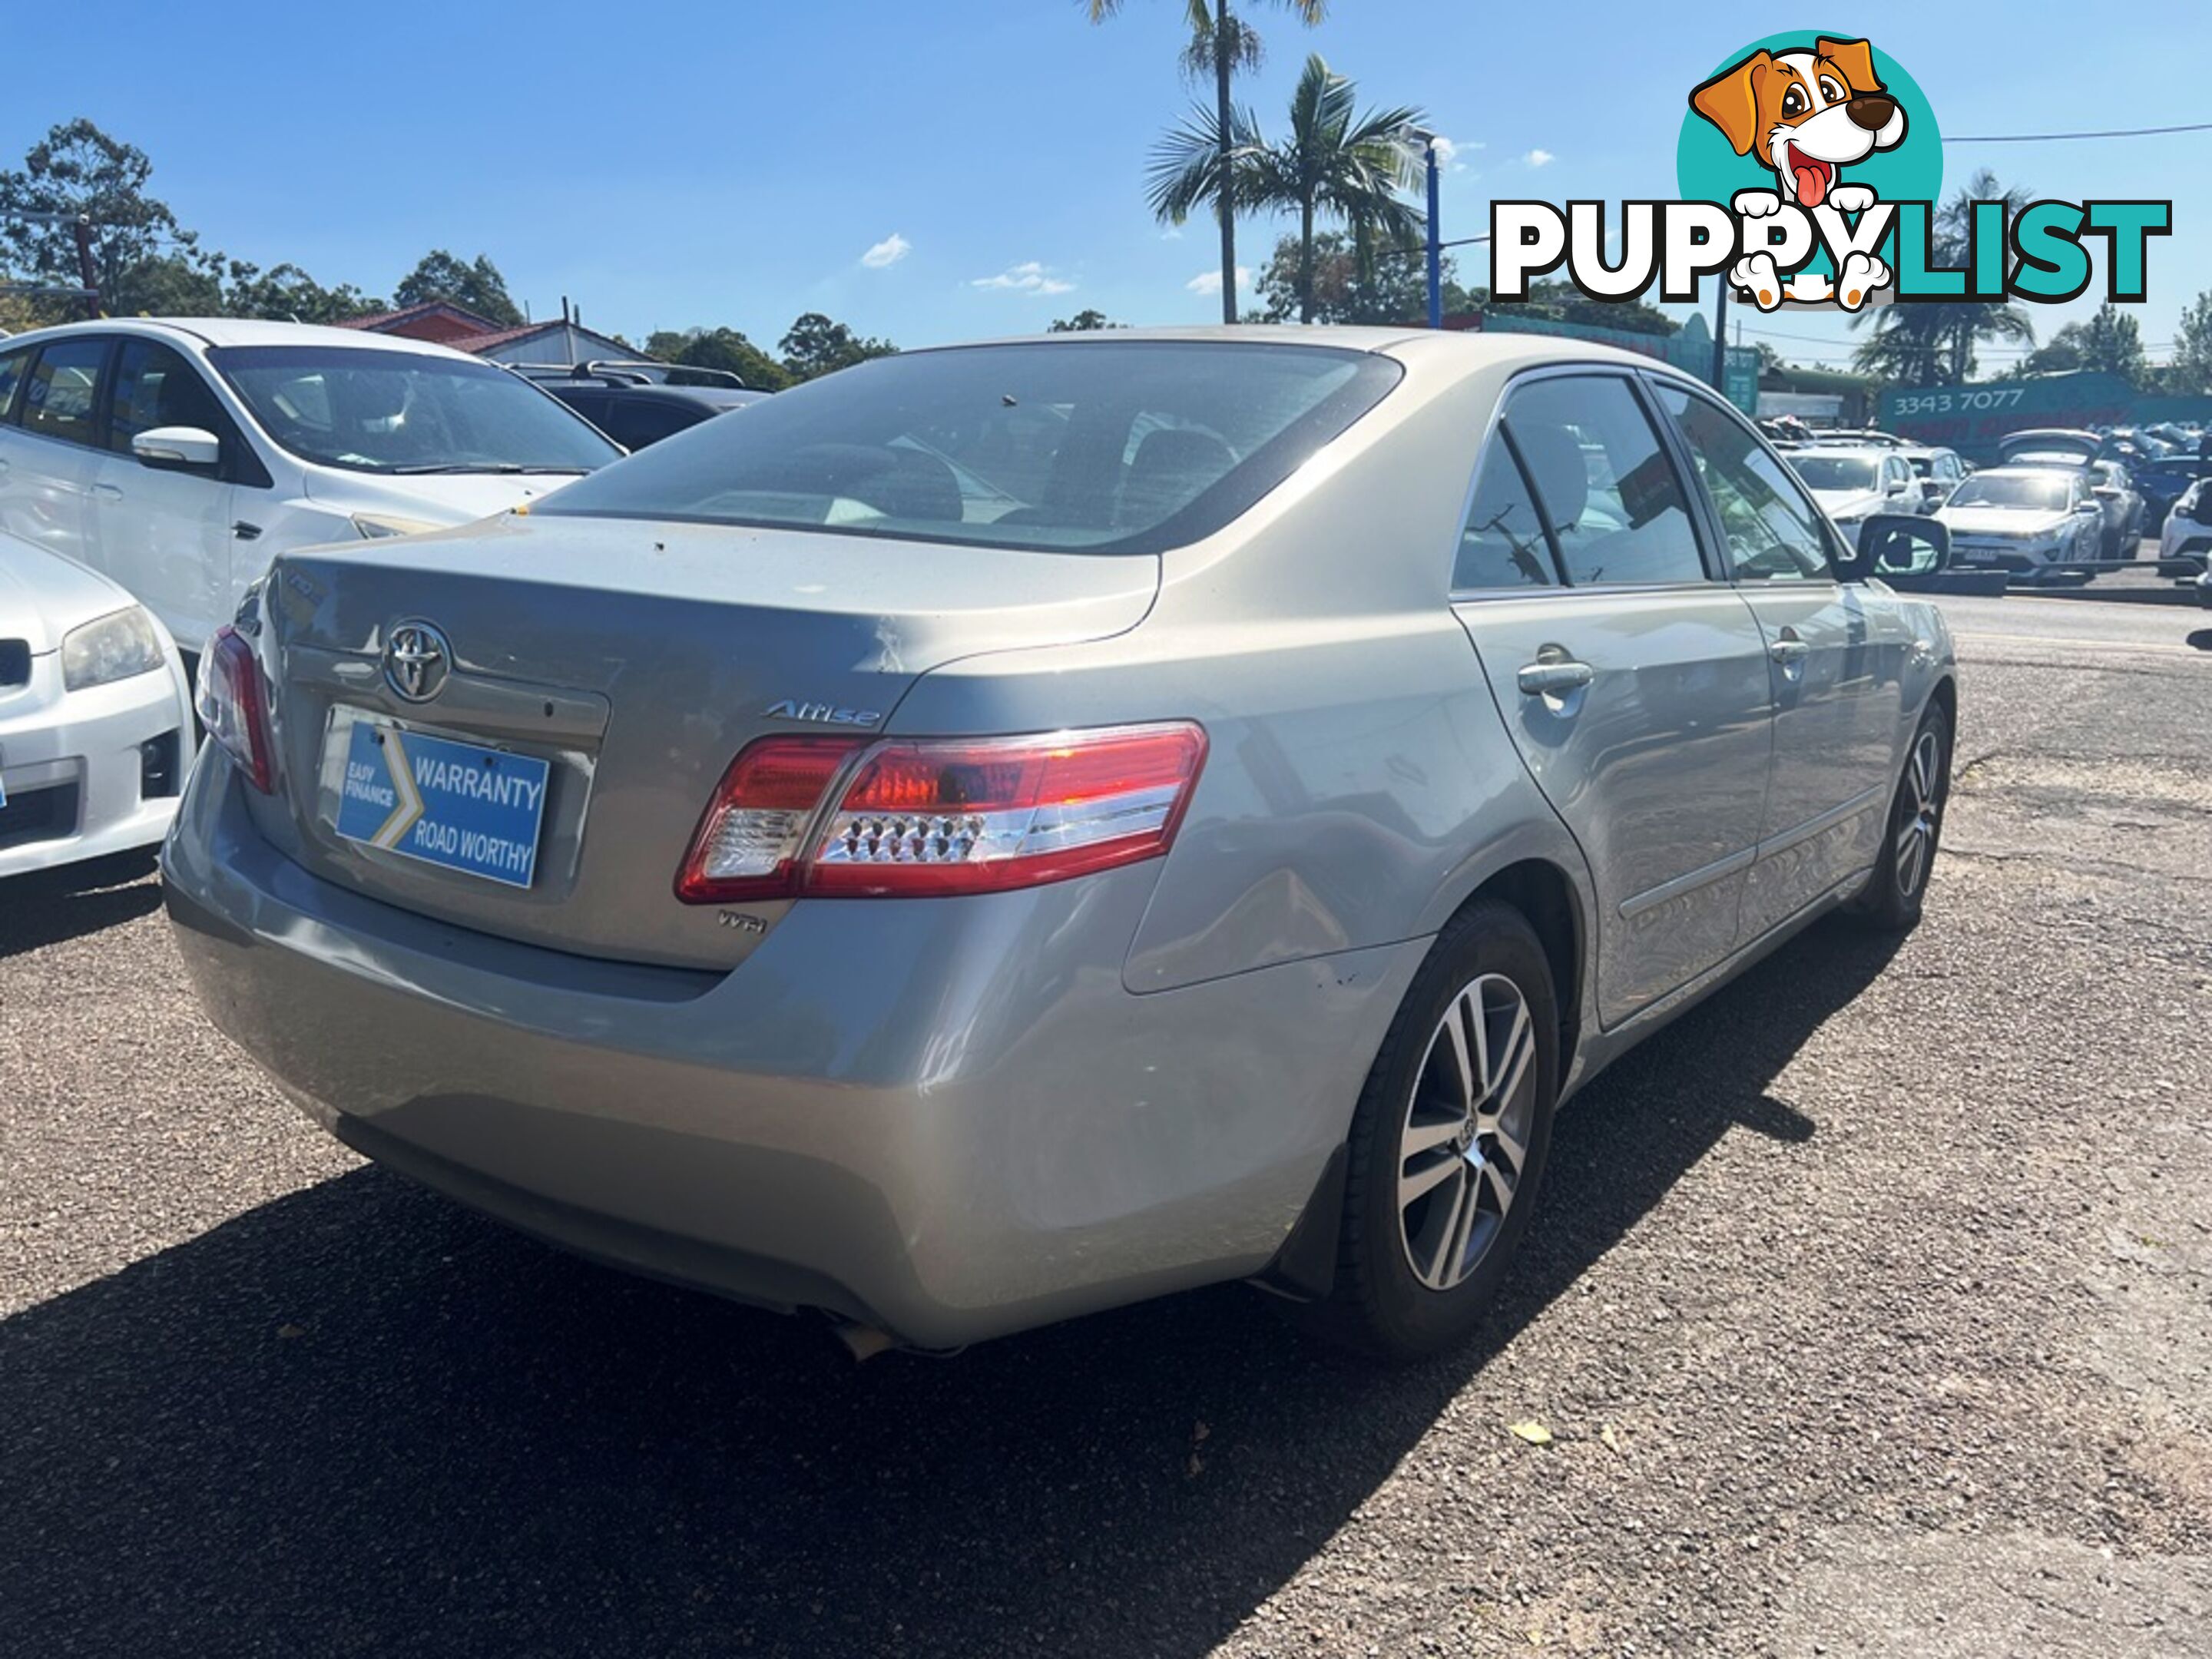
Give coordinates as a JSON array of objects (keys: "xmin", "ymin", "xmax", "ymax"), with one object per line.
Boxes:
[{"xmin": 1690, "ymin": 37, "xmax": 1906, "ymax": 310}]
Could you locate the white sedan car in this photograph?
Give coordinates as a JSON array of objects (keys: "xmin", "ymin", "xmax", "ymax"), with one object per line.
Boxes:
[{"xmin": 0, "ymin": 530, "xmax": 194, "ymax": 877}]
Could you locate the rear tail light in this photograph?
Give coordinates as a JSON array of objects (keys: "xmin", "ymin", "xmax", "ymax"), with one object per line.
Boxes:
[
  {"xmin": 196, "ymin": 624, "xmax": 275, "ymax": 793},
  {"xmin": 675, "ymin": 722, "xmax": 1207, "ymax": 903}
]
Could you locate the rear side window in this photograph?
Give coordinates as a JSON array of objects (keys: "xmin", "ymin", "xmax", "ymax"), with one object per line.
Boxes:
[
  {"xmin": 1454, "ymin": 435, "xmax": 1558, "ymax": 590},
  {"xmin": 1500, "ymin": 376, "xmax": 1706, "ymax": 586},
  {"xmin": 538, "ymin": 341, "xmax": 1404, "ymax": 555},
  {"xmin": 21, "ymin": 337, "xmax": 109, "ymax": 448},
  {"xmin": 0, "ymin": 346, "xmax": 30, "ymax": 423}
]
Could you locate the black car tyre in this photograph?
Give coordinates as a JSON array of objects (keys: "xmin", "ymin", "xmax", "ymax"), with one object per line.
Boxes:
[
  {"xmin": 1852, "ymin": 701, "xmax": 1951, "ymax": 933},
  {"xmin": 1299, "ymin": 900, "xmax": 1559, "ymax": 1361}
]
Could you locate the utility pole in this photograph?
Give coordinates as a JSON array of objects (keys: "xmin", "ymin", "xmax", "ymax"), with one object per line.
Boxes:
[
  {"xmin": 1712, "ymin": 275, "xmax": 1730, "ymax": 399},
  {"xmin": 71, "ymin": 216, "xmax": 100, "ymax": 318}
]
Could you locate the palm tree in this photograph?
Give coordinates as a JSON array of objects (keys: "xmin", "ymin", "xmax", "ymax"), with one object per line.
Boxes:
[
  {"xmin": 1243, "ymin": 55, "xmax": 1425, "ymax": 323},
  {"xmin": 1852, "ymin": 169, "xmax": 2035, "ymax": 385},
  {"xmin": 1091, "ymin": 0, "xmax": 1326, "ymax": 324}
]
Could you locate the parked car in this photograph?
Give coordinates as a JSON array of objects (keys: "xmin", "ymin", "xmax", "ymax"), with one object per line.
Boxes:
[
  {"xmin": 0, "ymin": 528, "xmax": 194, "ymax": 877},
  {"xmin": 514, "ymin": 361, "xmax": 767, "ymax": 451},
  {"xmin": 1786, "ymin": 445, "xmax": 1926, "ymax": 532},
  {"xmin": 1896, "ymin": 444, "xmax": 1967, "ymax": 511},
  {"xmin": 164, "ymin": 329, "xmax": 1958, "ymax": 1361},
  {"xmin": 1995, "ymin": 430, "xmax": 2143, "ymax": 560},
  {"xmin": 2157, "ymin": 477, "xmax": 2212, "ymax": 574},
  {"xmin": 0, "ymin": 320, "xmax": 623, "ymax": 659},
  {"xmin": 1805, "ymin": 429, "xmax": 1908, "ymax": 449},
  {"xmin": 1936, "ymin": 465, "xmax": 2104, "ymax": 580}
]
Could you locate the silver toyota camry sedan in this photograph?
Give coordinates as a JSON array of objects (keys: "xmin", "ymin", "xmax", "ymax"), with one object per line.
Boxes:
[{"xmin": 164, "ymin": 328, "xmax": 1956, "ymax": 1359}]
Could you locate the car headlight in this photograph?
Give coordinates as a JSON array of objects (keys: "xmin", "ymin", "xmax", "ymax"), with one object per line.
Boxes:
[
  {"xmin": 352, "ymin": 512, "xmax": 444, "ymax": 540},
  {"xmin": 61, "ymin": 605, "xmax": 166, "ymax": 692}
]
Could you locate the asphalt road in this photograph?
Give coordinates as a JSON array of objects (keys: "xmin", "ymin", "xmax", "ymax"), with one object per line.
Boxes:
[{"xmin": 3, "ymin": 582, "xmax": 2208, "ymax": 1657}]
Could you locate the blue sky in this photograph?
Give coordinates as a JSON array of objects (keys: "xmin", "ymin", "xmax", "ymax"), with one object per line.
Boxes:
[{"xmin": 12, "ymin": 1, "xmax": 2210, "ymax": 369}]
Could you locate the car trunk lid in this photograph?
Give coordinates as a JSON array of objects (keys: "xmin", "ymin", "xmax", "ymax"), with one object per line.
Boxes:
[{"xmin": 254, "ymin": 512, "xmax": 1157, "ymax": 969}]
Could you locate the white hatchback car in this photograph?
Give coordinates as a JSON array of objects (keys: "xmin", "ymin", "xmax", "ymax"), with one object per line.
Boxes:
[
  {"xmin": 1, "ymin": 528, "xmax": 194, "ymax": 876},
  {"xmin": 0, "ymin": 320, "xmax": 621, "ymax": 658}
]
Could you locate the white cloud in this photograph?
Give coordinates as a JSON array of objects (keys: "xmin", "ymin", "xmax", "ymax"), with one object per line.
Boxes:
[
  {"xmin": 1522, "ymin": 148, "xmax": 1555, "ymax": 168},
  {"xmin": 972, "ymin": 260, "xmax": 1076, "ymax": 296},
  {"xmin": 1430, "ymin": 135, "xmax": 1482, "ymax": 173},
  {"xmin": 1160, "ymin": 226, "xmax": 1184, "ymax": 240},
  {"xmin": 1186, "ymin": 266, "xmax": 1250, "ymax": 296},
  {"xmin": 860, "ymin": 233, "xmax": 911, "ymax": 269}
]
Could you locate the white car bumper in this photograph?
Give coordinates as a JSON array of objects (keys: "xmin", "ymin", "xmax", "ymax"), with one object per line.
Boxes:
[{"xmin": 0, "ymin": 647, "xmax": 194, "ymax": 879}]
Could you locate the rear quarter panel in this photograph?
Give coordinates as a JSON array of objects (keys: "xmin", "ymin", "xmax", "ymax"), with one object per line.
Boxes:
[{"xmin": 886, "ymin": 339, "xmax": 1596, "ymax": 996}]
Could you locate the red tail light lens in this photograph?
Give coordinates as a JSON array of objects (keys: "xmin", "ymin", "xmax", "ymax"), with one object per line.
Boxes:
[
  {"xmin": 675, "ymin": 736, "xmax": 866, "ymax": 902},
  {"xmin": 674, "ymin": 723, "xmax": 1207, "ymax": 904},
  {"xmin": 195, "ymin": 624, "xmax": 274, "ymax": 793}
]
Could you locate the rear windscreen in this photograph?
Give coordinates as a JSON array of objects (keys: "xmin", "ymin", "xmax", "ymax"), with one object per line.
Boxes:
[{"xmin": 536, "ymin": 340, "xmax": 1403, "ymax": 554}]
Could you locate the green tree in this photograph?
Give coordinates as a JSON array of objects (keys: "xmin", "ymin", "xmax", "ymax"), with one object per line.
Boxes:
[
  {"xmin": 1254, "ymin": 229, "xmax": 1464, "ymax": 325},
  {"xmin": 1048, "ymin": 308, "xmax": 1126, "ymax": 331},
  {"xmin": 1091, "ymin": 0, "xmax": 1326, "ymax": 325},
  {"xmin": 1482, "ymin": 278, "xmax": 1679, "ymax": 337},
  {"xmin": 224, "ymin": 260, "xmax": 386, "ymax": 324},
  {"xmin": 393, "ymin": 250, "xmax": 523, "ymax": 326},
  {"xmin": 2022, "ymin": 303, "xmax": 2147, "ymax": 385},
  {"xmin": 0, "ymin": 118, "xmax": 214, "ymax": 320},
  {"xmin": 1851, "ymin": 168, "xmax": 2034, "ymax": 385},
  {"xmin": 2166, "ymin": 290, "xmax": 2212, "ymax": 395},
  {"xmin": 1239, "ymin": 56, "xmax": 1423, "ymax": 323},
  {"xmin": 779, "ymin": 312, "xmax": 897, "ymax": 382},
  {"xmin": 644, "ymin": 326, "xmax": 792, "ymax": 391}
]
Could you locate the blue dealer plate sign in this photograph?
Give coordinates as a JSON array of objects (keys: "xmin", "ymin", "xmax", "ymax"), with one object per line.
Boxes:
[{"xmin": 333, "ymin": 719, "xmax": 550, "ymax": 888}]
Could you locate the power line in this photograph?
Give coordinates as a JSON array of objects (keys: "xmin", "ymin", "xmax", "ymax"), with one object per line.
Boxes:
[{"xmin": 1946, "ymin": 120, "xmax": 2212, "ymax": 144}]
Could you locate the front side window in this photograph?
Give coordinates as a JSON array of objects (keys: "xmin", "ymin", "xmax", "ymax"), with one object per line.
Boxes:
[
  {"xmin": 21, "ymin": 337, "xmax": 109, "ymax": 448},
  {"xmin": 1498, "ymin": 376, "xmax": 1706, "ymax": 586},
  {"xmin": 1454, "ymin": 434, "xmax": 1558, "ymax": 590},
  {"xmin": 1657, "ymin": 384, "xmax": 1833, "ymax": 581},
  {"xmin": 108, "ymin": 339, "xmax": 230, "ymax": 451},
  {"xmin": 538, "ymin": 341, "xmax": 1403, "ymax": 555},
  {"xmin": 208, "ymin": 345, "xmax": 620, "ymax": 475}
]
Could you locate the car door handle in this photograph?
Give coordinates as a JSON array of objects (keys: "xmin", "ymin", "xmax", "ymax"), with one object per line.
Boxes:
[
  {"xmin": 1517, "ymin": 658, "xmax": 1595, "ymax": 696},
  {"xmin": 1768, "ymin": 636, "xmax": 1810, "ymax": 664},
  {"xmin": 232, "ymin": 521, "xmax": 263, "ymax": 541},
  {"xmin": 91, "ymin": 482, "xmax": 124, "ymax": 501}
]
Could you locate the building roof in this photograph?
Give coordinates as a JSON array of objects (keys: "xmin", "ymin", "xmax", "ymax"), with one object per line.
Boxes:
[
  {"xmin": 338, "ymin": 300, "xmax": 506, "ymax": 336},
  {"xmin": 445, "ymin": 319, "xmax": 633, "ymax": 357}
]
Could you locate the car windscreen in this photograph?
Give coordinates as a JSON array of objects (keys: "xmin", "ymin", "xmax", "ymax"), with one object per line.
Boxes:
[
  {"xmin": 1788, "ymin": 455, "xmax": 1879, "ymax": 492},
  {"xmin": 535, "ymin": 340, "xmax": 1404, "ymax": 554},
  {"xmin": 1950, "ymin": 475, "xmax": 2069, "ymax": 511},
  {"xmin": 208, "ymin": 346, "xmax": 621, "ymax": 475}
]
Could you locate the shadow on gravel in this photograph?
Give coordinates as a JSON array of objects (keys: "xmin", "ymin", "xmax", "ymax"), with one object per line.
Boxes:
[
  {"xmin": 2187, "ymin": 628, "xmax": 2211, "ymax": 652},
  {"xmin": 0, "ymin": 917, "xmax": 1898, "ymax": 1657},
  {"xmin": 0, "ymin": 855, "xmax": 161, "ymax": 961}
]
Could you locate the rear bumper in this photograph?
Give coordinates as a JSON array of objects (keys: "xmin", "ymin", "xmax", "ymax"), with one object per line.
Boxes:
[
  {"xmin": 0, "ymin": 654, "xmax": 192, "ymax": 879},
  {"xmin": 161, "ymin": 750, "xmax": 1425, "ymax": 1347}
]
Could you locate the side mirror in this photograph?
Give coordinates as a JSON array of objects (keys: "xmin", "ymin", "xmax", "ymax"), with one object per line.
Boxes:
[
  {"xmin": 1839, "ymin": 512, "xmax": 1949, "ymax": 581},
  {"xmin": 131, "ymin": 425, "xmax": 221, "ymax": 473}
]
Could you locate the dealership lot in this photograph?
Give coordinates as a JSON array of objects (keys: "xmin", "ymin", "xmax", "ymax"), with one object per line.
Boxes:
[{"xmin": 3, "ymin": 588, "xmax": 2209, "ymax": 1657}]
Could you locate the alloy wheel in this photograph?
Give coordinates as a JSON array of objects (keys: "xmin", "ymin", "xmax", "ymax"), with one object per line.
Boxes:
[
  {"xmin": 1896, "ymin": 728, "xmax": 1943, "ymax": 899},
  {"xmin": 1396, "ymin": 973, "xmax": 1538, "ymax": 1292}
]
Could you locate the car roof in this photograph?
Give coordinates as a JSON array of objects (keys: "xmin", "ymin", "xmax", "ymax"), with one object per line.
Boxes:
[
  {"xmin": 1960, "ymin": 465, "xmax": 2074, "ymax": 482},
  {"xmin": 1, "ymin": 316, "xmax": 482, "ymax": 360}
]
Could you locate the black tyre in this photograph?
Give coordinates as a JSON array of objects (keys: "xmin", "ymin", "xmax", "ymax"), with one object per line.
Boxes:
[
  {"xmin": 1852, "ymin": 702, "xmax": 1950, "ymax": 932},
  {"xmin": 1299, "ymin": 899, "xmax": 1559, "ymax": 1361}
]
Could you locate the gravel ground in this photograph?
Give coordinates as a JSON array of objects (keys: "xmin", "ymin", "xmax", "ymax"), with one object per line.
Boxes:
[{"xmin": 2, "ymin": 596, "xmax": 2207, "ymax": 1657}]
